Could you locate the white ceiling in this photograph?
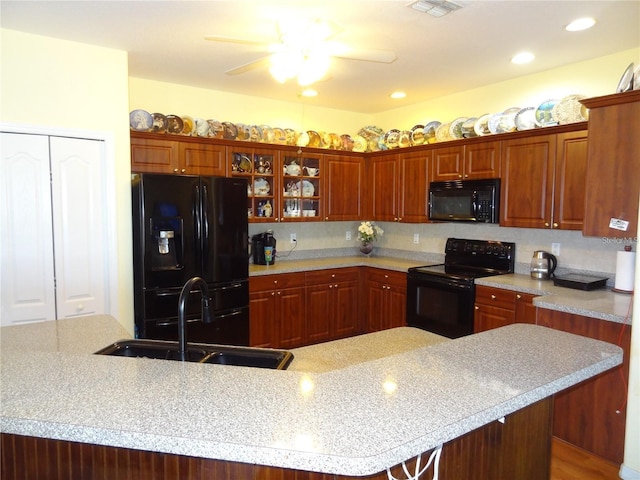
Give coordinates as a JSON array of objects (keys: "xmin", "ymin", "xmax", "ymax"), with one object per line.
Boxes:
[{"xmin": 1, "ymin": 1, "xmax": 639, "ymax": 113}]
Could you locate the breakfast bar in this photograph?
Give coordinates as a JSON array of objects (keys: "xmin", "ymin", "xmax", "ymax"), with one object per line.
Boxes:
[{"xmin": 0, "ymin": 315, "xmax": 623, "ymax": 479}]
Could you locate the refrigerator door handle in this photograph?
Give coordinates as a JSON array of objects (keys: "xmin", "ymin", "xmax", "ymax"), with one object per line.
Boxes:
[
  {"xmin": 194, "ymin": 185, "xmax": 202, "ymax": 248},
  {"xmin": 215, "ymin": 309, "xmax": 245, "ymax": 320},
  {"xmin": 202, "ymin": 184, "xmax": 210, "ymax": 270}
]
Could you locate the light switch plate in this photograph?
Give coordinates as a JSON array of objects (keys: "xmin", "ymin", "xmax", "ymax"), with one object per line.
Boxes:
[{"xmin": 413, "ymin": 233, "xmax": 420, "ymax": 244}]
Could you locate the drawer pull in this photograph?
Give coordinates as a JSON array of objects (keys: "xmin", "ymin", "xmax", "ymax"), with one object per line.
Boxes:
[{"xmin": 491, "ymin": 294, "xmax": 496, "ymax": 299}]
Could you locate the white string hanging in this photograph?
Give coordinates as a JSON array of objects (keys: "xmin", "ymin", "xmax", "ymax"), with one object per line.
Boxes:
[{"xmin": 386, "ymin": 444, "xmax": 443, "ymax": 480}]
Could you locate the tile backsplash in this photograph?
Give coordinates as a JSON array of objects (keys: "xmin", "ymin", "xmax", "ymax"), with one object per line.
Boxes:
[{"xmin": 250, "ymin": 221, "xmax": 635, "ymax": 279}]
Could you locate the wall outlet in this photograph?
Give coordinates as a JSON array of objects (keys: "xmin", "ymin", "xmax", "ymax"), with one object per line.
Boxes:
[
  {"xmin": 413, "ymin": 233, "xmax": 420, "ymax": 244},
  {"xmin": 290, "ymin": 233, "xmax": 297, "ymax": 243},
  {"xmin": 551, "ymin": 243, "xmax": 560, "ymax": 256},
  {"xmin": 346, "ymin": 231, "xmax": 351, "ymax": 241}
]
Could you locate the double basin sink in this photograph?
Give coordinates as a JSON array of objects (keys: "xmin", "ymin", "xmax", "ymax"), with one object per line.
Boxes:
[{"xmin": 95, "ymin": 339, "xmax": 294, "ymax": 370}]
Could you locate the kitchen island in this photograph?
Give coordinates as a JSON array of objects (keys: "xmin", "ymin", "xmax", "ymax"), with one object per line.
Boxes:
[{"xmin": 1, "ymin": 315, "xmax": 622, "ymax": 479}]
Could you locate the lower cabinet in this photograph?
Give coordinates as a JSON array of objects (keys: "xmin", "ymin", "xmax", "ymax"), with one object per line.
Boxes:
[
  {"xmin": 474, "ymin": 285, "xmax": 535, "ymax": 333},
  {"xmin": 364, "ymin": 268, "xmax": 407, "ymax": 332},
  {"xmin": 306, "ymin": 268, "xmax": 361, "ymax": 345},
  {"xmin": 249, "ymin": 273, "xmax": 306, "ymax": 349}
]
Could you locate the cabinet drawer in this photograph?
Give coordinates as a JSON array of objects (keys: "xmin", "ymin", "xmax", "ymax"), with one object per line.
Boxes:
[
  {"xmin": 365, "ymin": 268, "xmax": 406, "ymax": 286},
  {"xmin": 305, "ymin": 267, "xmax": 359, "ymax": 285},
  {"xmin": 475, "ymin": 285, "xmax": 516, "ymax": 310},
  {"xmin": 250, "ymin": 272, "xmax": 305, "ymax": 292}
]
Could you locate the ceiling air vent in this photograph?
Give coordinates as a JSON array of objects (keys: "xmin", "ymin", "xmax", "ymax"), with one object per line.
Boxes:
[{"xmin": 408, "ymin": 0, "xmax": 463, "ymax": 17}]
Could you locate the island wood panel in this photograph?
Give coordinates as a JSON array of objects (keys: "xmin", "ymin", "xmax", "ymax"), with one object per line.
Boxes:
[
  {"xmin": 537, "ymin": 309, "xmax": 631, "ymax": 464},
  {"xmin": 1, "ymin": 397, "xmax": 553, "ymax": 480}
]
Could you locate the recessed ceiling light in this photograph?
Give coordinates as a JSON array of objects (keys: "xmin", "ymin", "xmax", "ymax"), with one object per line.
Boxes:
[
  {"xmin": 511, "ymin": 52, "xmax": 535, "ymax": 65},
  {"xmin": 390, "ymin": 91, "xmax": 407, "ymax": 99},
  {"xmin": 565, "ymin": 17, "xmax": 596, "ymax": 32},
  {"xmin": 300, "ymin": 88, "xmax": 318, "ymax": 97}
]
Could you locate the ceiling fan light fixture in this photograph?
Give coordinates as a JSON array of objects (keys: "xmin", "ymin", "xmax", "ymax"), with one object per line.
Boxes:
[
  {"xmin": 408, "ymin": 0, "xmax": 463, "ymax": 17},
  {"xmin": 296, "ymin": 54, "xmax": 331, "ymax": 87}
]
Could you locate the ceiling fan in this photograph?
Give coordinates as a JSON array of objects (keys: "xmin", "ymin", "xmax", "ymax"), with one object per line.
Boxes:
[{"xmin": 204, "ymin": 19, "xmax": 397, "ymax": 86}]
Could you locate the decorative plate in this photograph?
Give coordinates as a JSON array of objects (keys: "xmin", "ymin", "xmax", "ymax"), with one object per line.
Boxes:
[
  {"xmin": 130, "ymin": 109, "xmax": 153, "ymax": 131},
  {"xmin": 296, "ymin": 132, "xmax": 310, "ymax": 147},
  {"xmin": 222, "ymin": 121, "xmax": 238, "ymax": 140},
  {"xmin": 473, "ymin": 114, "xmax": 492, "ymax": 136},
  {"xmin": 299, "ymin": 180, "xmax": 315, "ymax": 197},
  {"xmin": 262, "ymin": 125, "xmax": 275, "ymax": 143},
  {"xmin": 151, "ymin": 113, "xmax": 167, "ymax": 133},
  {"xmin": 235, "ymin": 123, "xmax": 250, "ymax": 141},
  {"xmin": 634, "ymin": 65, "xmax": 640, "ymax": 90},
  {"xmin": 552, "ymin": 94, "xmax": 587, "ymax": 125},
  {"xmin": 340, "ymin": 134, "xmax": 354, "ymax": 151},
  {"xmin": 307, "ymin": 130, "xmax": 322, "ymax": 148},
  {"xmin": 534, "ymin": 100, "xmax": 559, "ymax": 127},
  {"xmin": 353, "ymin": 135, "xmax": 368, "ymax": 152},
  {"xmin": 514, "ymin": 107, "xmax": 536, "ymax": 131},
  {"xmin": 399, "ymin": 130, "xmax": 412, "ymax": 148},
  {"xmin": 616, "ymin": 62, "xmax": 635, "ymax": 93},
  {"xmin": 500, "ymin": 107, "xmax": 520, "ymax": 133},
  {"xmin": 487, "ymin": 113, "xmax": 503, "ymax": 134},
  {"xmin": 410, "ymin": 125, "xmax": 425, "ymax": 146},
  {"xmin": 195, "ymin": 118, "xmax": 210, "ymax": 137},
  {"xmin": 285, "ymin": 128, "xmax": 298, "ymax": 146},
  {"xmin": 250, "ymin": 125, "xmax": 263, "ymax": 142},
  {"xmin": 461, "ymin": 117, "xmax": 478, "ymax": 138},
  {"xmin": 449, "ymin": 117, "xmax": 467, "ymax": 139},
  {"xmin": 207, "ymin": 119, "xmax": 224, "ymax": 138},
  {"xmin": 383, "ymin": 129, "xmax": 400, "ymax": 149},
  {"xmin": 435, "ymin": 123, "xmax": 451, "ymax": 142},
  {"xmin": 423, "ymin": 121, "xmax": 441, "ymax": 143},
  {"xmin": 273, "ymin": 128, "xmax": 287, "ymax": 145},
  {"xmin": 253, "ymin": 178, "xmax": 270, "ymax": 196},
  {"xmin": 166, "ymin": 114, "xmax": 184, "ymax": 134},
  {"xmin": 181, "ymin": 115, "xmax": 195, "ymax": 136}
]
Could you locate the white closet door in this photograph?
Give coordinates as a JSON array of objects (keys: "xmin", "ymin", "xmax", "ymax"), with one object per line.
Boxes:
[
  {"xmin": 49, "ymin": 136, "xmax": 107, "ymax": 318},
  {"xmin": 1, "ymin": 133, "xmax": 56, "ymax": 325}
]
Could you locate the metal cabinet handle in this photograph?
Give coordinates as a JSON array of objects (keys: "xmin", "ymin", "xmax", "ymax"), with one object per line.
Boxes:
[
  {"xmin": 517, "ymin": 294, "xmax": 522, "ymax": 299},
  {"xmin": 491, "ymin": 294, "xmax": 496, "ymax": 299},
  {"xmin": 553, "ymin": 222, "xmax": 558, "ymax": 228},
  {"xmin": 475, "ymin": 306, "xmax": 479, "ymax": 310}
]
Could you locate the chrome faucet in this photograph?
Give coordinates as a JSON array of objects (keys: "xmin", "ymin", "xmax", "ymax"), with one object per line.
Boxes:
[{"xmin": 177, "ymin": 276, "xmax": 213, "ymax": 361}]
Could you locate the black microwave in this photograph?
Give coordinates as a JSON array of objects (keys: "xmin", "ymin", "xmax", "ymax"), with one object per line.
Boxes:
[{"xmin": 428, "ymin": 178, "xmax": 500, "ymax": 223}]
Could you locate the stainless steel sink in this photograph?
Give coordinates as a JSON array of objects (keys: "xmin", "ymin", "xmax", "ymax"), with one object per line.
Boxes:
[{"xmin": 95, "ymin": 339, "xmax": 294, "ymax": 370}]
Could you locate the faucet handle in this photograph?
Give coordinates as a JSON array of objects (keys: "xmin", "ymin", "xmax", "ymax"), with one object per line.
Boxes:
[{"xmin": 202, "ymin": 296, "xmax": 213, "ymax": 324}]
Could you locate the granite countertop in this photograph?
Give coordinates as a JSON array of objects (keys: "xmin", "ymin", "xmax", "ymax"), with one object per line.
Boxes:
[
  {"xmin": 0, "ymin": 316, "xmax": 622, "ymax": 476},
  {"xmin": 251, "ymin": 255, "xmax": 633, "ymax": 325},
  {"xmin": 475, "ymin": 274, "xmax": 634, "ymax": 324}
]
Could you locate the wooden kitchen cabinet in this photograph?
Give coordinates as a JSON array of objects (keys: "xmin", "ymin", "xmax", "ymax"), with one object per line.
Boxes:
[
  {"xmin": 431, "ymin": 140, "xmax": 501, "ymax": 181},
  {"xmin": 323, "ymin": 154, "xmax": 365, "ymax": 221},
  {"xmin": 249, "ymin": 273, "xmax": 305, "ymax": 348},
  {"xmin": 500, "ymin": 128, "xmax": 587, "ymax": 230},
  {"xmin": 581, "ymin": 91, "xmax": 640, "ymax": 238},
  {"xmin": 368, "ymin": 150, "xmax": 431, "ymax": 223},
  {"xmin": 364, "ymin": 268, "xmax": 406, "ymax": 332},
  {"xmin": 305, "ymin": 268, "xmax": 361, "ymax": 344},
  {"xmin": 130, "ymin": 133, "xmax": 226, "ymax": 175},
  {"xmin": 537, "ymin": 308, "xmax": 631, "ymax": 464},
  {"xmin": 474, "ymin": 285, "xmax": 536, "ymax": 333},
  {"xmin": 281, "ymin": 151, "xmax": 323, "ymax": 222}
]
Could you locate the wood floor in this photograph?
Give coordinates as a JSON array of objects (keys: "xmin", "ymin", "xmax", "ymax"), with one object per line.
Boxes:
[{"xmin": 551, "ymin": 438, "xmax": 621, "ymax": 480}]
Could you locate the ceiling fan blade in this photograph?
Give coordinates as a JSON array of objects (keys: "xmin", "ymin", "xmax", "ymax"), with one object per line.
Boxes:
[
  {"xmin": 324, "ymin": 42, "xmax": 397, "ymax": 63},
  {"xmin": 204, "ymin": 34, "xmax": 270, "ymax": 46},
  {"xmin": 224, "ymin": 56, "xmax": 272, "ymax": 75}
]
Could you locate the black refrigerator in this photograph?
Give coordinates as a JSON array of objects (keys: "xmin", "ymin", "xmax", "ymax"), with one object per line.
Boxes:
[{"xmin": 132, "ymin": 173, "xmax": 249, "ymax": 346}]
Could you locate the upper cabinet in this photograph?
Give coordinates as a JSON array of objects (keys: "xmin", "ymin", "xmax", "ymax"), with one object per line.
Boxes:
[
  {"xmin": 431, "ymin": 140, "xmax": 501, "ymax": 181},
  {"xmin": 281, "ymin": 152, "xmax": 323, "ymax": 222},
  {"xmin": 581, "ymin": 91, "xmax": 640, "ymax": 238},
  {"xmin": 500, "ymin": 128, "xmax": 587, "ymax": 230},
  {"xmin": 323, "ymin": 154, "xmax": 365, "ymax": 221},
  {"xmin": 130, "ymin": 133, "xmax": 226, "ymax": 176}
]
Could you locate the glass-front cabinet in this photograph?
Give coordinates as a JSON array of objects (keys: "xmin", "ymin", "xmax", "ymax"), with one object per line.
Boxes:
[
  {"xmin": 281, "ymin": 152, "xmax": 322, "ymax": 222},
  {"xmin": 229, "ymin": 147, "xmax": 278, "ymax": 222}
]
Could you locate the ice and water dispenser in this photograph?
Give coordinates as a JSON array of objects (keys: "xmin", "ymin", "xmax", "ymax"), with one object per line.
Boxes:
[{"xmin": 150, "ymin": 204, "xmax": 183, "ymax": 271}]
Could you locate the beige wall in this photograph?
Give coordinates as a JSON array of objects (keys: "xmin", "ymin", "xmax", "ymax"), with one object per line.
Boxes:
[{"xmin": 0, "ymin": 28, "xmax": 134, "ymax": 334}]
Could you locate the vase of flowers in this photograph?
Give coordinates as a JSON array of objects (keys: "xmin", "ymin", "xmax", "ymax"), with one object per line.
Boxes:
[{"xmin": 357, "ymin": 221, "xmax": 383, "ymax": 256}]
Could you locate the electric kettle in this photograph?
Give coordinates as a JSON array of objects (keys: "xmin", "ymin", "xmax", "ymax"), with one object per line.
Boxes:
[{"xmin": 530, "ymin": 251, "xmax": 557, "ymax": 279}]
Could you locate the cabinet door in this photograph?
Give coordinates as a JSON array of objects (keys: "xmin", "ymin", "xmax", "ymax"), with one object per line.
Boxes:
[
  {"xmin": 305, "ymin": 284, "xmax": 333, "ymax": 345},
  {"xmin": 432, "ymin": 145, "xmax": 464, "ymax": 181},
  {"xmin": 179, "ymin": 142, "xmax": 226, "ymax": 176},
  {"xmin": 131, "ymin": 136, "xmax": 179, "ymax": 173},
  {"xmin": 465, "ymin": 140, "xmax": 501, "ymax": 179},
  {"xmin": 1, "ymin": 133, "xmax": 56, "ymax": 324},
  {"xmin": 332, "ymin": 280, "xmax": 360, "ymax": 339},
  {"xmin": 50, "ymin": 137, "xmax": 107, "ymax": 319},
  {"xmin": 276, "ymin": 287, "xmax": 306, "ymax": 348},
  {"xmin": 365, "ymin": 280, "xmax": 386, "ymax": 332},
  {"xmin": 323, "ymin": 154, "xmax": 364, "ymax": 220},
  {"xmin": 230, "ymin": 148, "xmax": 278, "ymax": 222},
  {"xmin": 249, "ymin": 291, "xmax": 276, "ymax": 348},
  {"xmin": 282, "ymin": 152, "xmax": 323, "ymax": 222},
  {"xmin": 474, "ymin": 304, "xmax": 515, "ymax": 333},
  {"xmin": 398, "ymin": 150, "xmax": 430, "ymax": 223},
  {"xmin": 500, "ymin": 135, "xmax": 556, "ymax": 228},
  {"xmin": 369, "ymin": 154, "xmax": 399, "ymax": 221},
  {"xmin": 582, "ymin": 92, "xmax": 640, "ymax": 238},
  {"xmin": 515, "ymin": 293, "xmax": 537, "ymax": 324},
  {"xmin": 553, "ymin": 131, "xmax": 587, "ymax": 230},
  {"xmin": 386, "ymin": 280, "xmax": 407, "ymax": 329}
]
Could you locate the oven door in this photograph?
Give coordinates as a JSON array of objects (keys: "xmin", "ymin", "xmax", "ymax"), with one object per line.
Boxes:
[{"xmin": 406, "ymin": 272, "xmax": 475, "ymax": 338}]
